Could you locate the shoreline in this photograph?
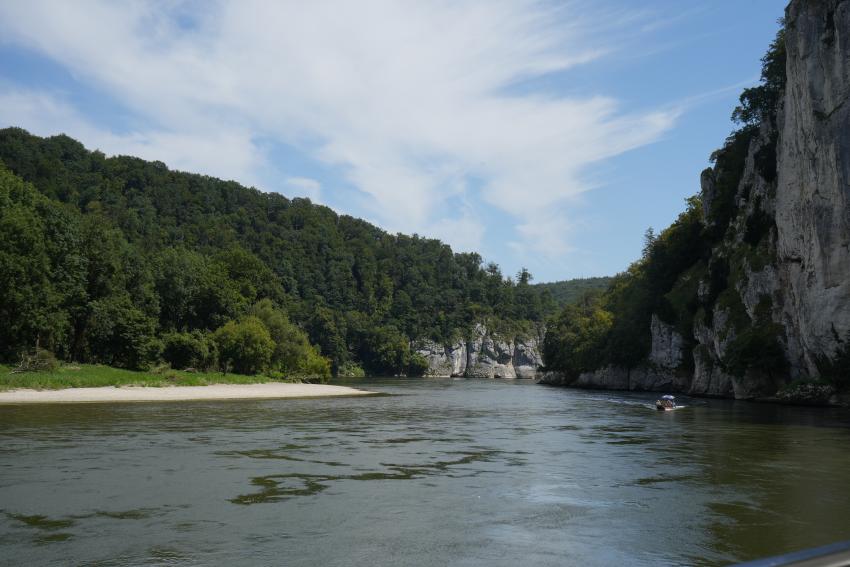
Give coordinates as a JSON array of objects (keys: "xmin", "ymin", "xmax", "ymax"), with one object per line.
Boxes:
[{"xmin": 0, "ymin": 383, "xmax": 377, "ymax": 404}]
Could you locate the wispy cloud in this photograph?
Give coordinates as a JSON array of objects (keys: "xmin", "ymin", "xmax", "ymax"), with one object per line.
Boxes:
[{"xmin": 0, "ymin": 0, "xmax": 678, "ymax": 259}]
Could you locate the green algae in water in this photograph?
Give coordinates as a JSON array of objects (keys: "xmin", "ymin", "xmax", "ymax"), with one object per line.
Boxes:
[
  {"xmin": 35, "ymin": 532, "xmax": 73, "ymax": 543},
  {"xmin": 7, "ymin": 513, "xmax": 74, "ymax": 531},
  {"xmin": 230, "ymin": 474, "xmax": 330, "ymax": 505},
  {"xmin": 92, "ymin": 509, "xmax": 155, "ymax": 520},
  {"xmin": 230, "ymin": 449, "xmax": 508, "ymax": 504}
]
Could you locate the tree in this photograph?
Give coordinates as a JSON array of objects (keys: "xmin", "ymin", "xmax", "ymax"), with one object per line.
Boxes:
[
  {"xmin": 213, "ymin": 317, "xmax": 274, "ymax": 375},
  {"xmin": 732, "ymin": 24, "xmax": 786, "ymax": 127},
  {"xmin": 162, "ymin": 330, "xmax": 214, "ymax": 369},
  {"xmin": 248, "ymin": 299, "xmax": 331, "ymax": 380},
  {"xmin": 0, "ymin": 128, "xmax": 560, "ymax": 372},
  {"xmin": 0, "ymin": 166, "xmax": 78, "ymax": 358},
  {"xmin": 543, "ymin": 294, "xmax": 612, "ymax": 379},
  {"xmin": 517, "ymin": 267, "xmax": 532, "ymax": 285},
  {"xmin": 86, "ymin": 295, "xmax": 161, "ymax": 370}
]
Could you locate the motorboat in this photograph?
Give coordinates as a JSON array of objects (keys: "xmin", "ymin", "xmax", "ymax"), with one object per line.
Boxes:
[{"xmin": 655, "ymin": 394, "xmax": 677, "ymax": 411}]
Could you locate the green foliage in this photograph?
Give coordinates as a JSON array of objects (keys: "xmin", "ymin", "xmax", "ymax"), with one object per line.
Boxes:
[
  {"xmin": 406, "ymin": 353, "xmax": 430, "ymax": 377},
  {"xmin": 731, "ymin": 24, "xmax": 786, "ymax": 127},
  {"xmin": 86, "ymin": 295, "xmax": 162, "ymax": 370},
  {"xmin": 723, "ymin": 298, "xmax": 787, "ymax": 379},
  {"xmin": 603, "ymin": 196, "xmax": 705, "ymax": 367},
  {"xmin": 213, "ymin": 317, "xmax": 274, "ymax": 375},
  {"xmin": 161, "ymin": 331, "xmax": 214, "ymax": 370},
  {"xmin": 155, "ymin": 248, "xmax": 245, "ymax": 331},
  {"xmin": 0, "ymin": 130, "xmax": 554, "ymax": 375},
  {"xmin": 0, "ymin": 363, "xmax": 278, "ymax": 391},
  {"xmin": 544, "ymin": 22, "xmax": 788, "ymax": 379},
  {"xmin": 542, "ymin": 294, "xmax": 612, "ymax": 378},
  {"xmin": 706, "ymin": 128, "xmax": 757, "ymax": 241},
  {"xmin": 337, "ymin": 361, "xmax": 366, "ymax": 378},
  {"xmin": 532, "ymin": 277, "xmax": 611, "ymax": 309},
  {"xmin": 248, "ymin": 299, "xmax": 331, "ymax": 381},
  {"xmin": 354, "ymin": 325, "xmax": 414, "ymax": 376},
  {"xmin": 13, "ymin": 348, "xmax": 60, "ymax": 373},
  {"xmin": 0, "ymin": 167, "xmax": 78, "ymax": 358}
]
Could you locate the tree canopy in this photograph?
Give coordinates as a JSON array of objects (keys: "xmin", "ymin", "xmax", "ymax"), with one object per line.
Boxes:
[{"xmin": 0, "ymin": 129, "xmax": 561, "ymax": 376}]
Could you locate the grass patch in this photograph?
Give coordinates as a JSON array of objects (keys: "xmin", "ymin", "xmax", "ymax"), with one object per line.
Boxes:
[{"xmin": 0, "ymin": 364, "xmax": 286, "ymax": 391}]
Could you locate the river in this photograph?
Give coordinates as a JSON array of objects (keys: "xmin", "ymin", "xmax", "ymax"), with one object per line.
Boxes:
[{"xmin": 2, "ymin": 378, "xmax": 850, "ymax": 566}]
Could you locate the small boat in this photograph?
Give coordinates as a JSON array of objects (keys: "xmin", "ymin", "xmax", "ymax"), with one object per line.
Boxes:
[{"xmin": 655, "ymin": 394, "xmax": 677, "ymax": 411}]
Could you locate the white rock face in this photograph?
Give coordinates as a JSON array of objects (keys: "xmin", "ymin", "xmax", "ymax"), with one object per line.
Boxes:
[
  {"xmin": 416, "ymin": 340, "xmax": 467, "ymax": 377},
  {"xmin": 649, "ymin": 314, "xmax": 685, "ymax": 368},
  {"xmin": 415, "ymin": 323, "xmax": 544, "ymax": 379},
  {"xmin": 776, "ymin": 0, "xmax": 850, "ymax": 376}
]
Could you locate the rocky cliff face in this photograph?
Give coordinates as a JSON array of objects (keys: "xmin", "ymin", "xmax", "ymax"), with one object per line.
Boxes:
[
  {"xmin": 543, "ymin": 0, "xmax": 850, "ymax": 401},
  {"xmin": 776, "ymin": 0, "xmax": 850, "ymax": 378},
  {"xmin": 415, "ymin": 324, "xmax": 544, "ymax": 379}
]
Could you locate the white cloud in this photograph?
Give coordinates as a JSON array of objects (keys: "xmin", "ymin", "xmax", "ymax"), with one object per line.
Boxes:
[{"xmin": 0, "ymin": 0, "xmax": 677, "ymax": 257}]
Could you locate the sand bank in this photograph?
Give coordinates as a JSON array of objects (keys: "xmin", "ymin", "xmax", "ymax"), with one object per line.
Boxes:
[{"xmin": 0, "ymin": 383, "xmax": 375, "ymax": 404}]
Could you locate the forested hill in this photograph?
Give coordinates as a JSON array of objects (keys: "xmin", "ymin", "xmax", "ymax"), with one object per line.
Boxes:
[
  {"xmin": 533, "ymin": 277, "xmax": 612, "ymax": 308},
  {"xmin": 0, "ymin": 128, "xmax": 559, "ymax": 376}
]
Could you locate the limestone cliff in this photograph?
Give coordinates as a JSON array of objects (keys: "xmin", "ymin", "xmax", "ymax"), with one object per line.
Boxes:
[
  {"xmin": 542, "ymin": 0, "xmax": 850, "ymax": 402},
  {"xmin": 776, "ymin": 0, "xmax": 850, "ymax": 377},
  {"xmin": 415, "ymin": 323, "xmax": 544, "ymax": 379}
]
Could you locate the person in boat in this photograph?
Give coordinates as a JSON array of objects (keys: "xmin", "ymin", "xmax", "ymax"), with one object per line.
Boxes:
[{"xmin": 656, "ymin": 394, "xmax": 676, "ymax": 410}]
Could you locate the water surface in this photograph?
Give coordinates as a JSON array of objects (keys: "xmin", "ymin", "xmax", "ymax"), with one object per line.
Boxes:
[{"xmin": 2, "ymin": 378, "xmax": 850, "ymax": 566}]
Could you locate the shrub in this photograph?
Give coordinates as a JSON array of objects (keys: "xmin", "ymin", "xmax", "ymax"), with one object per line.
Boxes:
[
  {"xmin": 406, "ymin": 353, "xmax": 430, "ymax": 377},
  {"xmin": 162, "ymin": 331, "xmax": 213, "ymax": 370},
  {"xmin": 213, "ymin": 317, "xmax": 274, "ymax": 375},
  {"xmin": 337, "ymin": 361, "xmax": 366, "ymax": 378},
  {"xmin": 247, "ymin": 299, "xmax": 331, "ymax": 380},
  {"xmin": 294, "ymin": 347, "xmax": 332, "ymax": 383},
  {"xmin": 12, "ymin": 348, "xmax": 59, "ymax": 373}
]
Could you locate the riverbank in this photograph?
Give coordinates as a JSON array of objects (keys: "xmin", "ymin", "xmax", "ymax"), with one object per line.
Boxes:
[
  {"xmin": 0, "ymin": 382, "xmax": 374, "ymax": 404},
  {"xmin": 0, "ymin": 363, "xmax": 304, "ymax": 391}
]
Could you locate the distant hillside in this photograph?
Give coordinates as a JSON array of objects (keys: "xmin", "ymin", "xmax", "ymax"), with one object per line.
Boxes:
[
  {"xmin": 0, "ymin": 128, "xmax": 554, "ymax": 377},
  {"xmin": 533, "ymin": 277, "xmax": 612, "ymax": 307}
]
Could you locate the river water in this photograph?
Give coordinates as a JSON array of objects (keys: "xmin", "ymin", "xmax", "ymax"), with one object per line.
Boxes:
[{"xmin": 2, "ymin": 378, "xmax": 850, "ymax": 566}]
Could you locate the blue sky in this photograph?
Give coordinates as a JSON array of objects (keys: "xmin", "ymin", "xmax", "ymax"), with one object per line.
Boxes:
[{"xmin": 0, "ymin": 0, "xmax": 786, "ymax": 282}]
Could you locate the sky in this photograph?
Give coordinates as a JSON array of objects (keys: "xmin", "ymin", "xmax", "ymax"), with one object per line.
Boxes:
[{"xmin": 0, "ymin": 0, "xmax": 787, "ymax": 283}]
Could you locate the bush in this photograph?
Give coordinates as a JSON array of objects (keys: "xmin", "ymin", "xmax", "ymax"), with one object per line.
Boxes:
[
  {"xmin": 247, "ymin": 299, "xmax": 332, "ymax": 380},
  {"xmin": 213, "ymin": 317, "xmax": 274, "ymax": 375},
  {"xmin": 337, "ymin": 361, "xmax": 366, "ymax": 378},
  {"xmin": 723, "ymin": 298, "xmax": 788, "ymax": 379},
  {"xmin": 12, "ymin": 348, "xmax": 59, "ymax": 373},
  {"xmin": 293, "ymin": 347, "xmax": 332, "ymax": 383},
  {"xmin": 406, "ymin": 353, "xmax": 430, "ymax": 377},
  {"xmin": 776, "ymin": 380, "xmax": 836, "ymax": 405},
  {"xmin": 162, "ymin": 331, "xmax": 213, "ymax": 370}
]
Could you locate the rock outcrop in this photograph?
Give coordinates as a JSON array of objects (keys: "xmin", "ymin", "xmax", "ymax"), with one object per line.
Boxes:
[
  {"xmin": 415, "ymin": 324, "xmax": 543, "ymax": 379},
  {"xmin": 776, "ymin": 0, "xmax": 850, "ymax": 377},
  {"xmin": 543, "ymin": 0, "xmax": 850, "ymax": 401}
]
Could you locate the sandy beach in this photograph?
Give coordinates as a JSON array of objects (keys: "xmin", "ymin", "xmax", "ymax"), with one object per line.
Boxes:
[{"xmin": 0, "ymin": 383, "xmax": 376, "ymax": 404}]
